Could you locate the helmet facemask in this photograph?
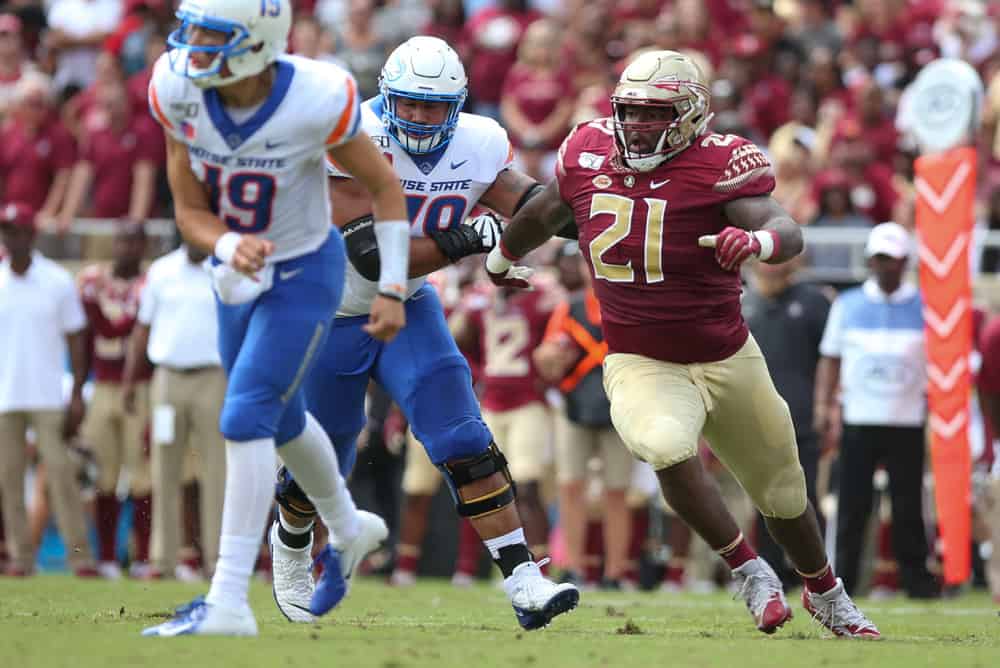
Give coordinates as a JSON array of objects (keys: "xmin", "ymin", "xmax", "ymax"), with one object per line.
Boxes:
[
  {"xmin": 380, "ymin": 84, "xmax": 466, "ymax": 154},
  {"xmin": 612, "ymin": 83, "xmax": 711, "ymax": 171}
]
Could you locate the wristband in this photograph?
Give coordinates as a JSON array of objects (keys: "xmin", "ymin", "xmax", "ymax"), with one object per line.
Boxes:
[
  {"xmin": 214, "ymin": 232, "xmax": 241, "ymax": 266},
  {"xmin": 753, "ymin": 230, "xmax": 779, "ymax": 262},
  {"xmin": 373, "ymin": 220, "xmax": 410, "ymax": 300}
]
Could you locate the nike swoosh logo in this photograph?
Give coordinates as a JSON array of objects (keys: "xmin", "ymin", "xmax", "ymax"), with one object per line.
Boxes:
[
  {"xmin": 265, "ymin": 139, "xmax": 286, "ymax": 150},
  {"xmin": 280, "ymin": 268, "xmax": 303, "ymax": 281},
  {"xmin": 650, "ymin": 179, "xmax": 670, "ymax": 189},
  {"xmin": 451, "ymin": 160, "xmax": 468, "ymax": 169}
]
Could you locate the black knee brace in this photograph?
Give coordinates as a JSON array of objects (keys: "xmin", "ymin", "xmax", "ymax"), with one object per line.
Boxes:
[
  {"xmin": 439, "ymin": 443, "xmax": 517, "ymax": 519},
  {"xmin": 274, "ymin": 466, "xmax": 317, "ymax": 521}
]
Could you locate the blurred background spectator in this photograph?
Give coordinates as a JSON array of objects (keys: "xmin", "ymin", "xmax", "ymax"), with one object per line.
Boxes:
[{"xmin": 0, "ymin": 202, "xmax": 95, "ymax": 577}]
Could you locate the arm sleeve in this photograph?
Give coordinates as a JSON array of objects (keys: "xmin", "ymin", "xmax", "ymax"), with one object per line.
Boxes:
[{"xmin": 818, "ymin": 296, "xmax": 844, "ymax": 357}]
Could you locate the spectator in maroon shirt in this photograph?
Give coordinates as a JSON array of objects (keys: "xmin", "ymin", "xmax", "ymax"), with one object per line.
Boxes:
[
  {"xmin": 126, "ymin": 26, "xmax": 166, "ymax": 119},
  {"xmin": 725, "ymin": 34, "xmax": 792, "ymax": 141},
  {"xmin": 501, "ymin": 20, "xmax": 575, "ymax": 181},
  {"xmin": 819, "ymin": 118, "xmax": 899, "ymax": 226},
  {"xmin": 845, "ymin": 80, "xmax": 900, "ymax": 171},
  {"xmin": 61, "ymin": 50, "xmax": 126, "ymax": 146},
  {"xmin": 0, "ymin": 13, "xmax": 36, "ymax": 121},
  {"xmin": 462, "ymin": 0, "xmax": 541, "ymax": 120},
  {"xmin": 58, "ymin": 80, "xmax": 161, "ymax": 227},
  {"xmin": 560, "ymin": 0, "xmax": 613, "ymax": 95},
  {"xmin": 0, "ymin": 73, "xmax": 76, "ymax": 230},
  {"xmin": 421, "ymin": 0, "xmax": 466, "ymax": 55}
]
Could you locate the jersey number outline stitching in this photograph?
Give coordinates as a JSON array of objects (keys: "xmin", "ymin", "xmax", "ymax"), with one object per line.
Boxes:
[
  {"xmin": 204, "ymin": 165, "xmax": 277, "ymax": 234},
  {"xmin": 587, "ymin": 193, "xmax": 667, "ymax": 284}
]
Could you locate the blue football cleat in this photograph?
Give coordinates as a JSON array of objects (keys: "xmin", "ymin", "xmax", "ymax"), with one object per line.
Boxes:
[
  {"xmin": 310, "ymin": 545, "xmax": 348, "ymax": 616},
  {"xmin": 141, "ymin": 597, "xmax": 258, "ymax": 637},
  {"xmin": 309, "ymin": 511, "xmax": 388, "ymax": 616}
]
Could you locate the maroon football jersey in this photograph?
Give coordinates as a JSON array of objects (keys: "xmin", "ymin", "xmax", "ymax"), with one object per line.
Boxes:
[
  {"xmin": 463, "ymin": 284, "xmax": 559, "ymax": 412},
  {"xmin": 78, "ymin": 265, "xmax": 149, "ymax": 384},
  {"xmin": 555, "ymin": 119, "xmax": 776, "ymax": 364}
]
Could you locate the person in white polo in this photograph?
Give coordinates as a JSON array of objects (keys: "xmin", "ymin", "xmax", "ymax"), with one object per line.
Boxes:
[
  {"xmin": 123, "ymin": 244, "xmax": 226, "ymax": 579},
  {"xmin": 814, "ymin": 221, "xmax": 938, "ymax": 599},
  {"xmin": 0, "ymin": 201, "xmax": 96, "ymax": 576}
]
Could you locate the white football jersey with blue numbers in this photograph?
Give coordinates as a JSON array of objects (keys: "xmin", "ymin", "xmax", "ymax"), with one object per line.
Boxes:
[
  {"xmin": 328, "ymin": 97, "xmax": 513, "ymax": 317},
  {"xmin": 149, "ymin": 52, "xmax": 361, "ymax": 263}
]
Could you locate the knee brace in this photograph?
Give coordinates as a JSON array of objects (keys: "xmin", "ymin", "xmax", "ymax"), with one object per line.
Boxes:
[
  {"xmin": 756, "ymin": 462, "xmax": 808, "ymax": 520},
  {"xmin": 439, "ymin": 443, "xmax": 516, "ymax": 519},
  {"xmin": 274, "ymin": 466, "xmax": 317, "ymax": 521}
]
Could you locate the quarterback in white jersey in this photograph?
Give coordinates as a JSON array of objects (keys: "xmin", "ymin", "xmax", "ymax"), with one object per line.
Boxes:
[
  {"xmin": 269, "ymin": 36, "xmax": 580, "ymax": 631},
  {"xmin": 142, "ymin": 0, "xmax": 409, "ymax": 638}
]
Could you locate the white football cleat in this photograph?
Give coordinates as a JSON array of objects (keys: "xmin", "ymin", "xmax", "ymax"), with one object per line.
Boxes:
[
  {"xmin": 269, "ymin": 522, "xmax": 317, "ymax": 623},
  {"xmin": 802, "ymin": 578, "xmax": 881, "ymax": 639},
  {"xmin": 731, "ymin": 557, "xmax": 793, "ymax": 634},
  {"xmin": 141, "ymin": 597, "xmax": 258, "ymax": 637},
  {"xmin": 390, "ymin": 569, "xmax": 417, "ymax": 587},
  {"xmin": 503, "ymin": 559, "xmax": 580, "ymax": 630}
]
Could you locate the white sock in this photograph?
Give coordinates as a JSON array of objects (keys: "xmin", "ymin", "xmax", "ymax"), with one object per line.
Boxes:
[
  {"xmin": 483, "ymin": 528, "xmax": 526, "ymax": 560},
  {"xmin": 279, "ymin": 413, "xmax": 359, "ymax": 547},
  {"xmin": 206, "ymin": 438, "xmax": 276, "ymax": 611},
  {"xmin": 279, "ymin": 512, "xmax": 313, "ymax": 535}
]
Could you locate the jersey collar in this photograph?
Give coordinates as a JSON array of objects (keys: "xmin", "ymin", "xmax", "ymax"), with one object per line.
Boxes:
[{"xmin": 203, "ymin": 60, "xmax": 295, "ymax": 151}]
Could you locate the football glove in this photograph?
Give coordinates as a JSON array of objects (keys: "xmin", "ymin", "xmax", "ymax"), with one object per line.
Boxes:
[
  {"xmin": 485, "ymin": 244, "xmax": 533, "ymax": 289},
  {"xmin": 699, "ymin": 227, "xmax": 777, "ymax": 272},
  {"xmin": 429, "ymin": 212, "xmax": 504, "ymax": 263}
]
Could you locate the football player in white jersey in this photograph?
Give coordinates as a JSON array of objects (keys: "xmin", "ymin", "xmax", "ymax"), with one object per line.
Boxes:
[
  {"xmin": 141, "ymin": 0, "xmax": 410, "ymax": 637},
  {"xmin": 268, "ymin": 36, "xmax": 580, "ymax": 630}
]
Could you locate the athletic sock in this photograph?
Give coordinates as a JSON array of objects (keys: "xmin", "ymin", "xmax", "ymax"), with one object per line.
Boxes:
[
  {"xmin": 717, "ymin": 532, "xmax": 757, "ymax": 570},
  {"xmin": 279, "ymin": 413, "xmax": 359, "ymax": 547},
  {"xmin": 206, "ymin": 438, "xmax": 276, "ymax": 611}
]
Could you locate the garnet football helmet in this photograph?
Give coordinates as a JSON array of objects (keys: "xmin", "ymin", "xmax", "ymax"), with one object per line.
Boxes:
[{"xmin": 611, "ymin": 50, "xmax": 713, "ymax": 171}]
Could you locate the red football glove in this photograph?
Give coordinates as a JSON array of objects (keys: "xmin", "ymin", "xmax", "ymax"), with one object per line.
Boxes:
[
  {"xmin": 700, "ymin": 227, "xmax": 764, "ymax": 272},
  {"xmin": 485, "ymin": 244, "xmax": 534, "ymax": 289}
]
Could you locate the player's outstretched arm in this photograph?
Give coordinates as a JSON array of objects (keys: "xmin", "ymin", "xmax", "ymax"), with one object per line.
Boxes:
[
  {"xmin": 329, "ymin": 131, "xmax": 409, "ymax": 340},
  {"xmin": 485, "ymin": 181, "xmax": 575, "ymax": 288},
  {"xmin": 164, "ymin": 134, "xmax": 273, "ymax": 276},
  {"xmin": 480, "ymin": 169, "xmax": 577, "ymax": 239}
]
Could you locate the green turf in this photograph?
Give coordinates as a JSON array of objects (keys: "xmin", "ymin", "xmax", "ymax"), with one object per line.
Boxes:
[{"xmin": 1, "ymin": 576, "xmax": 997, "ymax": 668}]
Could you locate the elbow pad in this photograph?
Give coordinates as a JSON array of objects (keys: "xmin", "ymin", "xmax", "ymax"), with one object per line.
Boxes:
[{"xmin": 342, "ymin": 215, "xmax": 380, "ymax": 281}]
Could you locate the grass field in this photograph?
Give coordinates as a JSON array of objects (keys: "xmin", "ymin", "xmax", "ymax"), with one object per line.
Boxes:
[{"xmin": 1, "ymin": 576, "xmax": 997, "ymax": 668}]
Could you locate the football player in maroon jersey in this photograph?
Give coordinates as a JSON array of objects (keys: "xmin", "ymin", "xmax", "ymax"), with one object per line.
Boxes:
[
  {"xmin": 485, "ymin": 50, "xmax": 879, "ymax": 639},
  {"xmin": 78, "ymin": 221, "xmax": 152, "ymax": 579},
  {"xmin": 451, "ymin": 277, "xmax": 562, "ymax": 568}
]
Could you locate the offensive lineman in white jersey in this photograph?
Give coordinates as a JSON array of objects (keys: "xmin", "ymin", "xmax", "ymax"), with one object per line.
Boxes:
[
  {"xmin": 269, "ymin": 36, "xmax": 580, "ymax": 630},
  {"xmin": 142, "ymin": 0, "xmax": 410, "ymax": 636}
]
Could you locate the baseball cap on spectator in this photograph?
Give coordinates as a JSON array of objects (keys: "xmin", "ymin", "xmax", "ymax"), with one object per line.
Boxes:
[
  {"xmin": 0, "ymin": 13, "xmax": 22, "ymax": 34},
  {"xmin": 865, "ymin": 222, "xmax": 910, "ymax": 259},
  {"xmin": 0, "ymin": 202, "xmax": 36, "ymax": 231}
]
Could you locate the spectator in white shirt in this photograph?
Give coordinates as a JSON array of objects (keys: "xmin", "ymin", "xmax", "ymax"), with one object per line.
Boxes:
[
  {"xmin": 45, "ymin": 0, "xmax": 123, "ymax": 94},
  {"xmin": 123, "ymin": 245, "xmax": 226, "ymax": 579},
  {"xmin": 0, "ymin": 201, "xmax": 96, "ymax": 576}
]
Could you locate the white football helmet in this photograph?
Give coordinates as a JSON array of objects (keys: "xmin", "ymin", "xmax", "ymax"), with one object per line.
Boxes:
[
  {"xmin": 612, "ymin": 50, "xmax": 713, "ymax": 171},
  {"xmin": 167, "ymin": 0, "xmax": 291, "ymax": 88},
  {"xmin": 379, "ymin": 36, "xmax": 468, "ymax": 154}
]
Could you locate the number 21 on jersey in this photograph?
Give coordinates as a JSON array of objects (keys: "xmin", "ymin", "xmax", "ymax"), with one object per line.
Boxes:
[{"xmin": 588, "ymin": 193, "xmax": 667, "ymax": 283}]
